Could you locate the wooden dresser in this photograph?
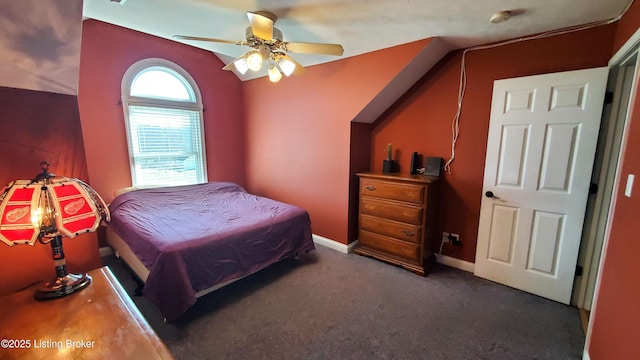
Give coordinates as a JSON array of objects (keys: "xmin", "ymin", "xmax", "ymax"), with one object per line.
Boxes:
[
  {"xmin": 355, "ymin": 172, "xmax": 438, "ymax": 275},
  {"xmin": 0, "ymin": 267, "xmax": 173, "ymax": 360}
]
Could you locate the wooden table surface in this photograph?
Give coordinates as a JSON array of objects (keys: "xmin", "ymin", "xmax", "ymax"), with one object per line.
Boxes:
[{"xmin": 0, "ymin": 266, "xmax": 174, "ymax": 359}]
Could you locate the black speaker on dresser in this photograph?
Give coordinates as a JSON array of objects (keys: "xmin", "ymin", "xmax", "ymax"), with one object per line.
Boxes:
[
  {"xmin": 423, "ymin": 157, "xmax": 442, "ymax": 176},
  {"xmin": 410, "ymin": 152, "xmax": 421, "ymax": 174}
]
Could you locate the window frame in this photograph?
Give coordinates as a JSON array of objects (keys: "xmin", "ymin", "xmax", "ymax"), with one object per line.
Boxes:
[{"xmin": 121, "ymin": 58, "xmax": 207, "ymax": 187}]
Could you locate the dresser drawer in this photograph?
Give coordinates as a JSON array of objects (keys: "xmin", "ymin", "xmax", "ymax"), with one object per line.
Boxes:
[
  {"xmin": 360, "ymin": 179, "xmax": 424, "ymax": 204},
  {"xmin": 360, "ymin": 197, "xmax": 422, "ymax": 225},
  {"xmin": 358, "ymin": 230, "xmax": 420, "ymax": 262},
  {"xmin": 360, "ymin": 214, "xmax": 421, "ymax": 243}
]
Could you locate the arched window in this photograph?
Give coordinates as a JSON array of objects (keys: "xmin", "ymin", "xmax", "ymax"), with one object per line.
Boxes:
[{"xmin": 121, "ymin": 59, "xmax": 207, "ymax": 186}]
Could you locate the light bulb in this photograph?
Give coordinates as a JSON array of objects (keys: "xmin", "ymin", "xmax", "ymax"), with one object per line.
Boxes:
[
  {"xmin": 278, "ymin": 58, "xmax": 296, "ymax": 76},
  {"xmin": 233, "ymin": 57, "xmax": 249, "ymax": 75},
  {"xmin": 268, "ymin": 64, "xmax": 282, "ymax": 82},
  {"xmin": 31, "ymin": 207, "xmax": 42, "ymax": 228},
  {"xmin": 246, "ymin": 51, "xmax": 263, "ymax": 71}
]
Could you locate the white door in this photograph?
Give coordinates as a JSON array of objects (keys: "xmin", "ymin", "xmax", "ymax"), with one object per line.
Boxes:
[{"xmin": 474, "ymin": 67, "xmax": 609, "ymax": 304}]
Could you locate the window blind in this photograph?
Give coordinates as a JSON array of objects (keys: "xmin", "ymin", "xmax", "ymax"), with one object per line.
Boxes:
[{"xmin": 127, "ymin": 105, "xmax": 205, "ymax": 186}]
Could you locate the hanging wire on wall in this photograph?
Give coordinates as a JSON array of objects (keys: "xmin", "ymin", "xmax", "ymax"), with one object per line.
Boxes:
[{"xmin": 443, "ymin": 0, "xmax": 635, "ymax": 174}]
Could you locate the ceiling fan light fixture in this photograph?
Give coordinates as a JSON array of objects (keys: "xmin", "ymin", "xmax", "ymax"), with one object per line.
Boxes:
[
  {"xmin": 174, "ymin": 11, "xmax": 344, "ymax": 80},
  {"xmin": 268, "ymin": 64, "xmax": 282, "ymax": 82},
  {"xmin": 278, "ymin": 58, "xmax": 296, "ymax": 77},
  {"xmin": 246, "ymin": 51, "xmax": 263, "ymax": 71},
  {"xmin": 233, "ymin": 57, "xmax": 249, "ymax": 75}
]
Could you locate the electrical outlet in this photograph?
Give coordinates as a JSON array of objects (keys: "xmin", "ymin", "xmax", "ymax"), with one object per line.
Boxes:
[
  {"xmin": 449, "ymin": 233, "xmax": 461, "ymax": 245},
  {"xmin": 442, "ymin": 232, "xmax": 461, "ymax": 245}
]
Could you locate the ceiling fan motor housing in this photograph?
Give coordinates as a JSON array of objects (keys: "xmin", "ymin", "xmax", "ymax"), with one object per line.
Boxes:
[{"xmin": 246, "ymin": 26, "xmax": 283, "ymax": 43}]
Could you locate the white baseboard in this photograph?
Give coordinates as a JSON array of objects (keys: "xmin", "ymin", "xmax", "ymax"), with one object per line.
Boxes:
[
  {"xmin": 313, "ymin": 235, "xmax": 475, "ymax": 272},
  {"xmin": 436, "ymin": 254, "xmax": 475, "ymax": 273},
  {"xmin": 312, "ymin": 234, "xmax": 356, "ymax": 254},
  {"xmin": 347, "ymin": 240, "xmax": 359, "ymax": 253},
  {"xmin": 99, "ymin": 246, "xmax": 114, "ymax": 257}
]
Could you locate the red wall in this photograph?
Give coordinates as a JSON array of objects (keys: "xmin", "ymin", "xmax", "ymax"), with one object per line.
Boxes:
[
  {"xmin": 78, "ymin": 20, "xmax": 246, "ymax": 204},
  {"xmin": 372, "ymin": 26, "xmax": 615, "ymax": 262},
  {"xmin": 0, "ymin": 87, "xmax": 100, "ymax": 295},
  {"xmin": 587, "ymin": 3, "xmax": 640, "ymax": 358},
  {"xmin": 242, "ymin": 39, "xmax": 434, "ymax": 244}
]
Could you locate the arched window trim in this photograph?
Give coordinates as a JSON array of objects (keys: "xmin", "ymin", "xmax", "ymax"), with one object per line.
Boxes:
[
  {"xmin": 122, "ymin": 58, "xmax": 203, "ymax": 104},
  {"xmin": 121, "ymin": 58, "xmax": 207, "ymax": 187}
]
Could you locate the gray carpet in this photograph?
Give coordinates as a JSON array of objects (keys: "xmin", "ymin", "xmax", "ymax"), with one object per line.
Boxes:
[{"xmin": 103, "ymin": 245, "xmax": 585, "ymax": 360}]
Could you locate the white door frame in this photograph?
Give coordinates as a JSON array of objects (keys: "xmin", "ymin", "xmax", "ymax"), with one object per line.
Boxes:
[
  {"xmin": 573, "ymin": 49, "xmax": 638, "ymax": 310},
  {"xmin": 584, "ymin": 27, "xmax": 640, "ymax": 357}
]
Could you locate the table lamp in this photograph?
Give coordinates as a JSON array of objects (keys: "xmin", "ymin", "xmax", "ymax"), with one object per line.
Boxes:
[{"xmin": 0, "ymin": 162, "xmax": 110, "ymax": 299}]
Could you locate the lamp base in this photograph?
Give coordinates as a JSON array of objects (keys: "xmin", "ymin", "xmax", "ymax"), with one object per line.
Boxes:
[{"xmin": 34, "ymin": 273, "xmax": 92, "ymax": 300}]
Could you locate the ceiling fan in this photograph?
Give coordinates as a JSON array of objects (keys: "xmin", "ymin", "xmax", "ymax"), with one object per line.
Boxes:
[{"xmin": 174, "ymin": 11, "xmax": 344, "ymax": 82}]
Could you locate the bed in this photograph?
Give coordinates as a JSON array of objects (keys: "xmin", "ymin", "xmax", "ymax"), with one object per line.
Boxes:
[{"xmin": 106, "ymin": 181, "xmax": 315, "ymax": 323}]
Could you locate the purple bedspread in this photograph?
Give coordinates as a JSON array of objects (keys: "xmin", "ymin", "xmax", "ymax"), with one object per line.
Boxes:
[{"xmin": 107, "ymin": 182, "xmax": 314, "ymax": 322}]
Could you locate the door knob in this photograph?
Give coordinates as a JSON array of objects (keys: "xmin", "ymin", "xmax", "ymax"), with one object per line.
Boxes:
[{"xmin": 485, "ymin": 191, "xmax": 501, "ymax": 200}]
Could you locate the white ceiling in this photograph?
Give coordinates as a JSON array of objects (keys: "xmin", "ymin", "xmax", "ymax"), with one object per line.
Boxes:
[{"xmin": 83, "ymin": 0, "xmax": 632, "ymax": 80}]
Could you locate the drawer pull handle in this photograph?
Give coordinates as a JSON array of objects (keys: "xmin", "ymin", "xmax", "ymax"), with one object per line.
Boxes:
[
  {"xmin": 402, "ymin": 230, "xmax": 415, "ymax": 237},
  {"xmin": 366, "ymin": 185, "xmax": 376, "ymax": 191}
]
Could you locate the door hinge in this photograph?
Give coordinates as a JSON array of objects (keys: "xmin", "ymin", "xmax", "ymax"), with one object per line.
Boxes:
[
  {"xmin": 604, "ymin": 91, "xmax": 614, "ymax": 105},
  {"xmin": 575, "ymin": 265, "xmax": 584, "ymax": 277},
  {"xmin": 589, "ymin": 183, "xmax": 598, "ymax": 195}
]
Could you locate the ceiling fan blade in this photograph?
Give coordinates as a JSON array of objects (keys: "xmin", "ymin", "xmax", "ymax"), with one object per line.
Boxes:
[
  {"xmin": 247, "ymin": 11, "xmax": 274, "ymax": 40},
  {"xmin": 222, "ymin": 60, "xmax": 239, "ymax": 71},
  {"xmin": 173, "ymin": 35, "xmax": 241, "ymax": 45},
  {"xmin": 284, "ymin": 42, "xmax": 344, "ymax": 56},
  {"xmin": 222, "ymin": 53, "xmax": 251, "ymax": 73}
]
